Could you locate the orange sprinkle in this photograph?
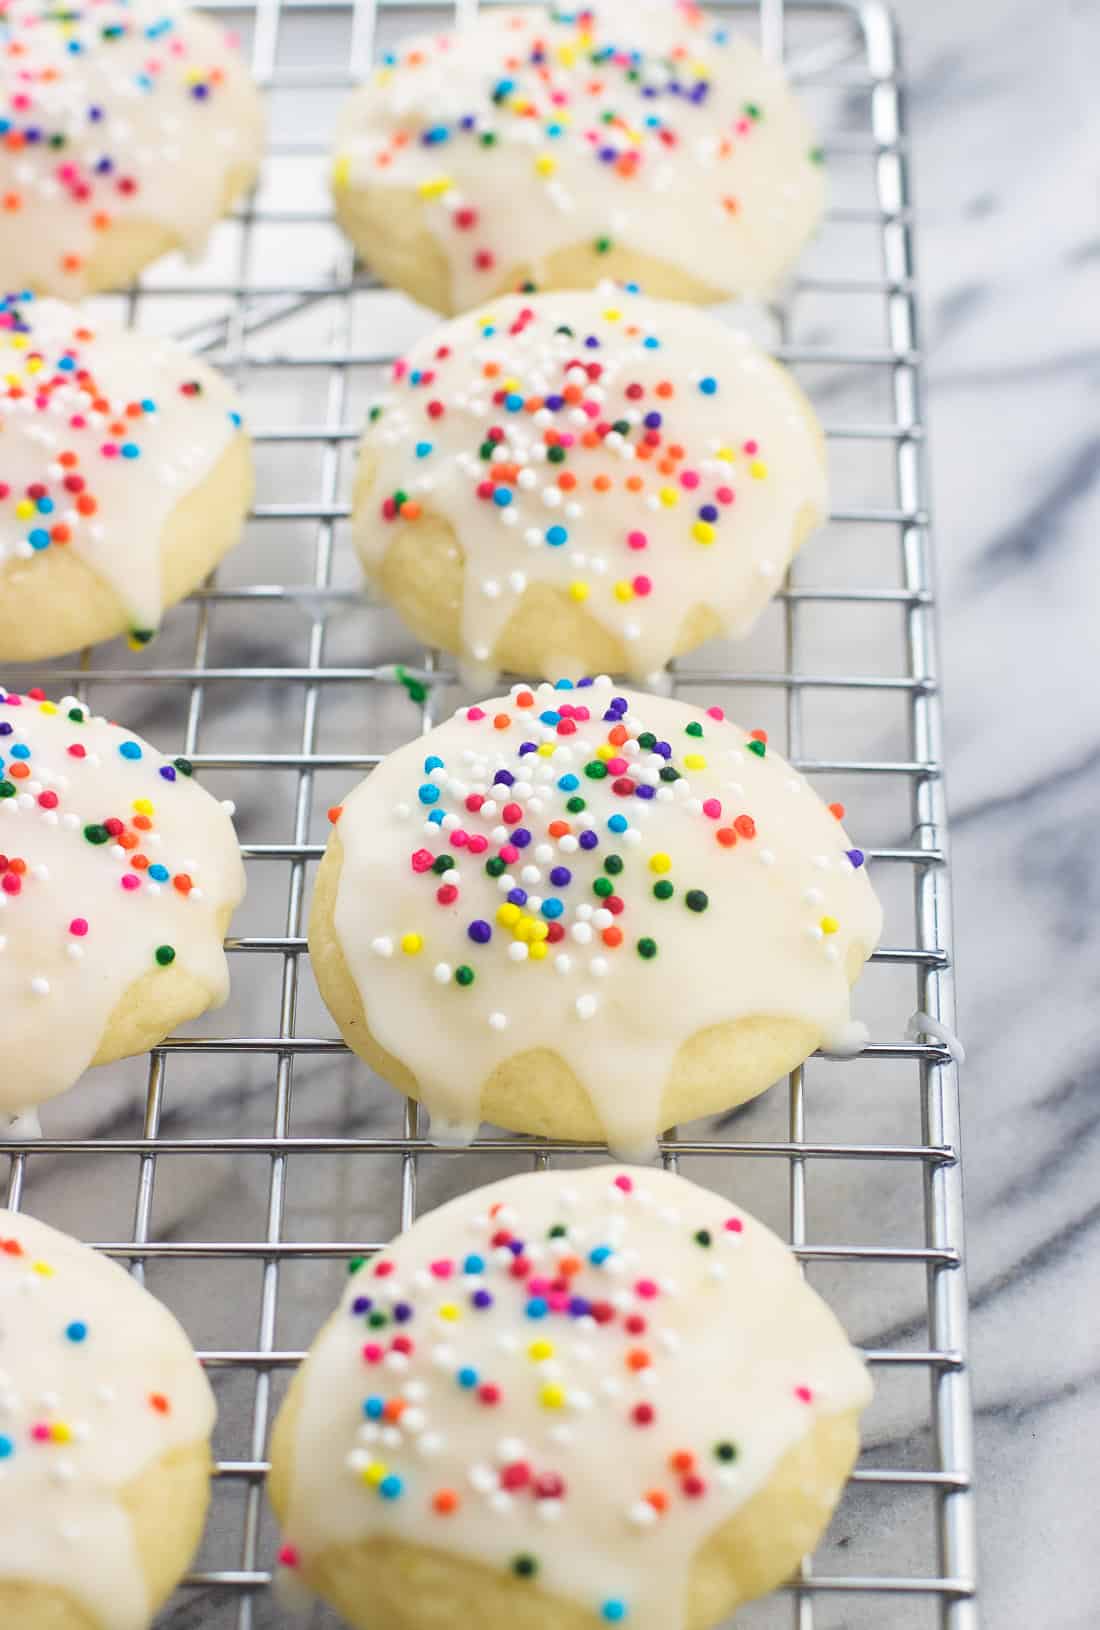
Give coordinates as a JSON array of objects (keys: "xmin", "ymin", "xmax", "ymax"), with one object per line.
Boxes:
[
  {"xmin": 607, "ymin": 724, "xmax": 628, "ymax": 746},
  {"xmin": 399, "ymin": 500, "xmax": 422, "ymax": 520},
  {"xmin": 433, "ymin": 1489, "xmax": 459, "ymax": 1515},
  {"xmin": 8, "ymin": 763, "xmax": 29, "ymax": 780},
  {"xmin": 669, "ymin": 1450, "xmax": 695, "ymax": 1474},
  {"xmin": 173, "ymin": 874, "xmax": 192, "ymax": 895},
  {"xmin": 149, "ymin": 1393, "xmax": 171, "ymax": 1415},
  {"xmin": 750, "ymin": 729, "xmax": 768, "ymax": 743},
  {"xmin": 493, "ymin": 713, "xmax": 511, "ymax": 730},
  {"xmin": 516, "ymin": 690, "xmax": 535, "ymax": 708},
  {"xmin": 601, "ymin": 926, "xmax": 624, "ymax": 949},
  {"xmin": 625, "ymin": 475, "xmax": 644, "ymax": 493},
  {"xmin": 483, "ymin": 361, "xmax": 500, "ymax": 378},
  {"xmin": 716, "ymin": 828, "xmax": 737, "ymax": 848},
  {"xmin": 547, "ymin": 819, "xmax": 570, "ymax": 838},
  {"xmin": 626, "ymin": 1348, "xmax": 651, "ymax": 1372},
  {"xmin": 2, "ymin": 192, "xmax": 20, "ymax": 212},
  {"xmin": 656, "ymin": 381, "xmax": 674, "ymax": 398},
  {"xmin": 828, "ymin": 802, "xmax": 846, "ymax": 820},
  {"xmin": 133, "ymin": 814, "xmax": 153, "ymax": 831},
  {"xmin": 327, "ymin": 806, "xmax": 343, "ymax": 823},
  {"xmin": 645, "ymin": 1489, "xmax": 669, "ymax": 1513},
  {"xmin": 558, "ymin": 1255, "xmax": 583, "ymax": 1277}
]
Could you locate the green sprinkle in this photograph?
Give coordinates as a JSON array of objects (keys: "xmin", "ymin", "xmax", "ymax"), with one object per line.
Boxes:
[
  {"xmin": 637, "ymin": 938, "xmax": 658, "ymax": 960},
  {"xmin": 0, "ymin": 782, "xmax": 14, "ymax": 800},
  {"xmin": 593, "ymin": 876, "xmax": 614, "ymax": 898},
  {"xmin": 368, "ymin": 404, "xmax": 384, "ymax": 423},
  {"xmin": 685, "ymin": 890, "xmax": 709, "ymax": 913},
  {"xmin": 393, "ymin": 490, "xmax": 408, "ymax": 509},
  {"xmin": 512, "ymin": 1555, "xmax": 538, "ymax": 1579},
  {"xmin": 594, "ymin": 236, "xmax": 613, "ymax": 255},
  {"xmin": 585, "ymin": 761, "xmax": 608, "ymax": 780},
  {"xmin": 154, "ymin": 945, "xmax": 176, "ymax": 967},
  {"xmin": 566, "ymin": 795, "xmax": 586, "ymax": 814},
  {"xmin": 547, "ymin": 445, "xmax": 566, "ymax": 464},
  {"xmin": 368, "ymin": 1310, "xmax": 388, "ymax": 1329},
  {"xmin": 519, "ymin": 280, "xmax": 538, "ymax": 293},
  {"xmin": 173, "ymin": 757, "xmax": 193, "ymax": 777},
  {"xmin": 83, "ymin": 824, "xmax": 110, "ymax": 845},
  {"xmin": 638, "ymin": 732, "xmax": 656, "ymax": 751},
  {"xmin": 653, "ymin": 880, "xmax": 674, "ymax": 901},
  {"xmin": 744, "ymin": 101, "xmax": 762, "ymax": 120},
  {"xmin": 479, "ymin": 440, "xmax": 496, "ymax": 460},
  {"xmin": 480, "ymin": 131, "xmax": 498, "ymax": 146},
  {"xmin": 395, "ymin": 665, "xmax": 429, "ymax": 705},
  {"xmin": 714, "ymin": 1441, "xmax": 738, "ymax": 1462},
  {"xmin": 432, "ymin": 854, "xmax": 455, "ymax": 874},
  {"xmin": 659, "ymin": 766, "xmax": 680, "ymax": 782},
  {"xmin": 347, "ymin": 1255, "xmax": 367, "ymax": 1275},
  {"xmin": 455, "ymin": 965, "xmax": 475, "ymax": 987},
  {"xmin": 129, "ymin": 628, "xmax": 155, "ymax": 646},
  {"xmin": 548, "ymin": 1224, "xmax": 567, "ymax": 1238},
  {"xmin": 603, "ymin": 854, "xmax": 623, "ymax": 876},
  {"xmin": 67, "ymin": 707, "xmax": 85, "ymax": 722},
  {"xmin": 485, "ymin": 857, "xmax": 506, "ymax": 878},
  {"xmin": 694, "ymin": 1229, "xmax": 713, "ymax": 1247},
  {"xmin": 747, "ymin": 740, "xmax": 766, "ymax": 758},
  {"xmin": 809, "ymin": 146, "xmax": 825, "ymax": 165},
  {"xmin": 554, "ymin": 325, "xmax": 575, "ymax": 338},
  {"xmin": 685, "ymin": 721, "xmax": 703, "ymax": 737}
]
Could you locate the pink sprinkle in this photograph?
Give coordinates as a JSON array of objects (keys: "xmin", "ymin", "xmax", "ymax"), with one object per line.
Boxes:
[
  {"xmin": 278, "ymin": 1544, "xmax": 300, "ymax": 1569},
  {"xmin": 627, "ymin": 530, "xmax": 648, "ymax": 551},
  {"xmin": 465, "ymin": 793, "xmax": 485, "ymax": 813},
  {"xmin": 724, "ymin": 1216, "xmax": 743, "ymax": 1233},
  {"xmin": 37, "ymin": 791, "xmax": 58, "ymax": 809},
  {"xmin": 635, "ymin": 1279, "xmax": 658, "ymax": 1299},
  {"xmin": 466, "ymin": 834, "xmax": 489, "ymax": 855},
  {"xmin": 707, "ymin": 706, "xmax": 726, "ymax": 720},
  {"xmin": 411, "ymin": 849, "xmax": 434, "ymax": 873},
  {"xmin": 795, "ymin": 1385, "xmax": 814, "ymax": 1404},
  {"xmin": 362, "ymin": 1344, "xmax": 384, "ymax": 1364},
  {"xmin": 632, "ymin": 575, "xmax": 652, "ymax": 596},
  {"xmin": 736, "ymin": 116, "xmax": 751, "ymax": 134},
  {"xmin": 31, "ymin": 1423, "xmax": 50, "ymax": 1442},
  {"xmin": 702, "ymin": 798, "xmax": 722, "ymax": 819},
  {"xmin": 68, "ymin": 743, "xmax": 85, "ymax": 758},
  {"xmin": 430, "ymin": 1260, "xmax": 453, "ymax": 1279},
  {"xmin": 450, "ymin": 829, "xmax": 468, "ymax": 848},
  {"xmin": 101, "ymin": 443, "xmax": 118, "ymax": 458},
  {"xmin": 374, "ymin": 1261, "xmax": 395, "ymax": 1278},
  {"xmin": 120, "ymin": 873, "xmax": 140, "ymax": 891},
  {"xmin": 743, "ymin": 439, "xmax": 758, "ymax": 456},
  {"xmin": 393, "ymin": 360, "xmax": 408, "ymax": 380},
  {"xmin": 606, "ymin": 757, "xmax": 628, "ymax": 776},
  {"xmin": 614, "ymin": 1174, "xmax": 633, "ymax": 1192},
  {"xmin": 679, "ymin": 470, "xmax": 700, "ymax": 490},
  {"xmin": 558, "ymin": 433, "xmax": 575, "ymax": 449},
  {"xmin": 499, "ymin": 844, "xmax": 518, "ymax": 865},
  {"xmin": 69, "ymin": 918, "xmax": 88, "ymax": 936},
  {"xmin": 716, "ymin": 486, "xmax": 735, "ymax": 505},
  {"xmin": 467, "ymin": 707, "xmax": 486, "ymax": 722},
  {"xmin": 527, "ymin": 1276, "xmax": 551, "ymax": 1296},
  {"xmin": 1, "ymin": 876, "xmax": 20, "ymax": 896},
  {"xmin": 546, "ymin": 1291, "xmax": 570, "ymax": 1312}
]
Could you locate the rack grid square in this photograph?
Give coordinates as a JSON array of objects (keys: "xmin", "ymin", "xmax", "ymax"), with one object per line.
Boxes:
[{"xmin": 2, "ymin": 2, "xmax": 980, "ymax": 1626}]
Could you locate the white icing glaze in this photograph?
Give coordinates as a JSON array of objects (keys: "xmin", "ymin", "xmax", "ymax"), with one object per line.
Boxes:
[
  {"xmin": 0, "ymin": 291, "xmax": 244, "ymax": 633},
  {"xmin": 356, "ymin": 289, "xmax": 826, "ymax": 681},
  {"xmin": 0, "ymin": 686, "xmax": 245, "ymax": 1112},
  {"xmin": 278, "ymin": 1164, "xmax": 871, "ymax": 1629},
  {"xmin": 326, "ymin": 678, "xmax": 882, "ymax": 1155},
  {"xmin": 0, "ymin": 0, "xmax": 265, "ymax": 296},
  {"xmin": 0, "ymin": 1208, "xmax": 215, "ymax": 1628},
  {"xmin": 335, "ymin": 3, "xmax": 825, "ymax": 311}
]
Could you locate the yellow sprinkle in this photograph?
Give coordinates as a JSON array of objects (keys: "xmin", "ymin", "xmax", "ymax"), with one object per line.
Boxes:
[
  {"xmin": 10, "ymin": 336, "xmax": 26, "ymax": 350},
  {"xmin": 534, "ymin": 153, "xmax": 557, "ymax": 177},
  {"xmin": 537, "ymin": 742, "xmax": 556, "ymax": 757},
  {"xmin": 400, "ymin": 932, "xmax": 423, "ymax": 955},
  {"xmin": 497, "ymin": 903, "xmax": 521, "ymax": 928},
  {"xmin": 613, "ymin": 580, "xmax": 634, "ymax": 602},
  {"xmin": 557, "ymin": 43, "xmax": 577, "ymax": 65},
  {"xmin": 478, "ymin": 315, "xmax": 497, "ymax": 330},
  {"xmin": 133, "ymin": 798, "xmax": 154, "ymax": 815},
  {"xmin": 437, "ymin": 1302, "xmax": 460, "ymax": 1322},
  {"xmin": 649, "ymin": 853, "xmax": 671, "ymax": 874},
  {"xmin": 25, "ymin": 356, "xmax": 41, "ymax": 375},
  {"xmin": 515, "ymin": 917, "xmax": 536, "ymax": 943},
  {"xmin": 362, "ymin": 1461, "xmax": 388, "ymax": 1487},
  {"xmin": 417, "ymin": 176, "xmax": 453, "ymax": 200},
  {"xmin": 596, "ymin": 743, "xmax": 615, "ymax": 761},
  {"xmin": 540, "ymin": 1382, "xmax": 567, "ymax": 1409},
  {"xmin": 332, "ymin": 154, "xmax": 351, "ymax": 189},
  {"xmin": 658, "ymin": 486, "xmax": 679, "ymax": 508},
  {"xmin": 530, "ymin": 920, "xmax": 549, "ymax": 943},
  {"xmin": 528, "ymin": 1339, "xmax": 555, "ymax": 1361},
  {"xmin": 38, "ymin": 701, "xmax": 57, "ymax": 715},
  {"xmin": 502, "ymin": 376, "xmax": 521, "ymax": 393},
  {"xmin": 692, "ymin": 521, "xmax": 716, "ymax": 546},
  {"xmin": 603, "ymin": 307, "xmax": 621, "ymax": 322},
  {"xmin": 528, "ymin": 941, "xmax": 549, "ymax": 961},
  {"xmin": 820, "ymin": 916, "xmax": 839, "ymax": 935},
  {"xmin": 50, "ymin": 1422, "xmax": 72, "ymax": 1444},
  {"xmin": 14, "ymin": 499, "xmax": 34, "ymax": 520},
  {"xmin": 716, "ymin": 446, "xmax": 735, "ymax": 462},
  {"xmin": 33, "ymin": 1261, "xmax": 53, "ymax": 1277},
  {"xmin": 750, "ymin": 459, "xmax": 769, "ymax": 480},
  {"xmin": 569, "ymin": 581, "xmax": 590, "ymax": 602},
  {"xmin": 684, "ymin": 753, "xmax": 707, "ymax": 771}
]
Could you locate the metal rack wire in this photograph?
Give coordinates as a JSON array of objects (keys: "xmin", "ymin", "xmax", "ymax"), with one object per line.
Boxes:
[{"xmin": 2, "ymin": 1, "xmax": 979, "ymax": 1626}]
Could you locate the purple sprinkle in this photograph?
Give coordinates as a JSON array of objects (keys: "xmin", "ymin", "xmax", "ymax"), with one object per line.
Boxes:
[
  {"xmin": 584, "ymin": 335, "xmax": 600, "ymax": 348},
  {"xmin": 577, "ymin": 677, "xmax": 594, "ymax": 688},
  {"xmin": 549, "ymin": 866, "xmax": 571, "ymax": 886},
  {"xmin": 698, "ymin": 503, "xmax": 718, "ymax": 522},
  {"xmin": 602, "ymin": 709, "xmax": 620, "ymax": 722},
  {"xmin": 518, "ymin": 741, "xmax": 537, "ymax": 755},
  {"xmin": 654, "ymin": 740, "xmax": 672, "ymax": 759},
  {"xmin": 643, "ymin": 411, "xmax": 662, "ymax": 429},
  {"xmin": 459, "ymin": 113, "xmax": 477, "ymax": 129},
  {"xmin": 0, "ymin": 723, "xmax": 11, "ymax": 736},
  {"xmin": 568, "ymin": 1296, "xmax": 591, "ymax": 1317},
  {"xmin": 846, "ymin": 849, "xmax": 865, "ymax": 868},
  {"xmin": 579, "ymin": 830, "xmax": 599, "ymax": 851},
  {"xmin": 635, "ymin": 784, "xmax": 656, "ymax": 800},
  {"xmin": 611, "ymin": 697, "xmax": 629, "ymax": 713},
  {"xmin": 472, "ymin": 1289, "xmax": 493, "ymax": 1309},
  {"xmin": 468, "ymin": 920, "xmax": 492, "ymax": 944},
  {"xmin": 494, "ymin": 769, "xmax": 515, "ymax": 787},
  {"xmin": 507, "ymin": 1239, "xmax": 526, "ymax": 1256},
  {"xmin": 351, "ymin": 1296, "xmax": 371, "ymax": 1315},
  {"xmin": 393, "ymin": 1302, "xmax": 413, "ymax": 1322},
  {"xmin": 545, "ymin": 393, "xmax": 564, "ymax": 410},
  {"xmin": 510, "ymin": 828, "xmax": 531, "ymax": 848},
  {"xmin": 597, "ymin": 144, "xmax": 617, "ymax": 161},
  {"xmin": 159, "ymin": 766, "xmax": 176, "ymax": 781},
  {"xmin": 507, "ymin": 888, "xmax": 528, "ymax": 906}
]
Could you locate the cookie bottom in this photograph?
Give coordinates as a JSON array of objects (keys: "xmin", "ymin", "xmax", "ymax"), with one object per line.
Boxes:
[
  {"xmin": 309, "ymin": 834, "xmax": 869, "ymax": 1144},
  {"xmin": 0, "ymin": 1440, "xmax": 211, "ymax": 1630},
  {"xmin": 0, "ymin": 432, "xmax": 253, "ymax": 662},
  {"xmin": 334, "ymin": 180, "xmax": 732, "ymax": 316},
  {"xmin": 269, "ymin": 1359, "xmax": 859, "ymax": 1630}
]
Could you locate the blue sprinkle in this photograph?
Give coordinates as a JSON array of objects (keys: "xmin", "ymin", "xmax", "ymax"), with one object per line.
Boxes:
[
  {"xmin": 0, "ymin": 1436, "xmax": 11, "ymax": 1459},
  {"xmin": 589, "ymin": 1246, "xmax": 612, "ymax": 1266},
  {"xmin": 415, "ymin": 441, "xmax": 433, "ymax": 458},
  {"xmin": 424, "ymin": 755, "xmax": 444, "ymax": 772},
  {"xmin": 228, "ymin": 410, "xmax": 242, "ymax": 428},
  {"xmin": 463, "ymin": 1254, "xmax": 485, "ymax": 1274},
  {"xmin": 492, "ymin": 486, "xmax": 513, "ymax": 508},
  {"xmin": 119, "ymin": 741, "xmax": 142, "ymax": 760},
  {"xmin": 558, "ymin": 774, "xmax": 579, "ymax": 792},
  {"xmin": 65, "ymin": 1320, "xmax": 88, "ymax": 1343},
  {"xmin": 363, "ymin": 1396, "xmax": 385, "ymax": 1419},
  {"xmin": 607, "ymin": 814, "xmax": 627, "ymax": 834},
  {"xmin": 545, "ymin": 525, "xmax": 568, "ymax": 547},
  {"xmin": 28, "ymin": 529, "xmax": 50, "ymax": 550},
  {"xmin": 554, "ymin": 678, "xmax": 574, "ymax": 688},
  {"xmin": 698, "ymin": 376, "xmax": 718, "ymax": 395},
  {"xmin": 428, "ymin": 809, "xmax": 445, "ymax": 825},
  {"xmin": 643, "ymin": 336, "xmax": 660, "ymax": 349},
  {"xmin": 601, "ymin": 1602, "xmax": 628, "ymax": 1623},
  {"xmin": 505, "ymin": 393, "xmax": 524, "ymax": 411},
  {"xmin": 148, "ymin": 864, "xmax": 170, "ymax": 883},
  {"xmin": 35, "ymin": 496, "xmax": 53, "ymax": 514},
  {"xmin": 418, "ymin": 783, "xmax": 440, "ymax": 805},
  {"xmin": 141, "ymin": 398, "xmax": 156, "ymax": 412},
  {"xmin": 378, "ymin": 1474, "xmax": 404, "ymax": 1499},
  {"xmin": 57, "ymin": 356, "xmax": 75, "ymax": 370},
  {"xmin": 525, "ymin": 1297, "xmax": 549, "ymax": 1319},
  {"xmin": 10, "ymin": 744, "xmax": 29, "ymax": 760},
  {"xmin": 539, "ymin": 710, "xmax": 561, "ymax": 726},
  {"xmin": 541, "ymin": 898, "xmax": 564, "ymax": 919},
  {"xmin": 457, "ymin": 1366, "xmax": 479, "ymax": 1388}
]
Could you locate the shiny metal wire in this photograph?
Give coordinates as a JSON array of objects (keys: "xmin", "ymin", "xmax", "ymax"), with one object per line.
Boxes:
[{"xmin": 1, "ymin": 2, "xmax": 979, "ymax": 1625}]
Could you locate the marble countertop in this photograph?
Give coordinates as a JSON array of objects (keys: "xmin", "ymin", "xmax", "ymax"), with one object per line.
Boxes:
[{"xmin": 2, "ymin": 2, "xmax": 1095, "ymax": 1626}]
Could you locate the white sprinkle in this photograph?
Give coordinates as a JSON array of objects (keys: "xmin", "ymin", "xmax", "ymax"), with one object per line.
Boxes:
[
  {"xmin": 30, "ymin": 977, "xmax": 49, "ymax": 997},
  {"xmin": 488, "ymin": 1011, "xmax": 508, "ymax": 1031},
  {"xmin": 371, "ymin": 937, "xmax": 394, "ymax": 958},
  {"xmin": 433, "ymin": 963, "xmax": 452, "ymax": 984}
]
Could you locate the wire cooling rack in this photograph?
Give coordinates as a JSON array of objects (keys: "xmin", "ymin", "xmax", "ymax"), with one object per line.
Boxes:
[{"xmin": 1, "ymin": 1, "xmax": 980, "ymax": 1626}]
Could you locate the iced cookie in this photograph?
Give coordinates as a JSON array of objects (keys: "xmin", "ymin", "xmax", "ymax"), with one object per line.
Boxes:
[
  {"xmin": 331, "ymin": 3, "xmax": 825, "ymax": 315},
  {"xmin": 269, "ymin": 1163, "xmax": 871, "ymax": 1630},
  {"xmin": 0, "ymin": 1208, "xmax": 215, "ymax": 1630},
  {"xmin": 0, "ymin": 686, "xmax": 245, "ymax": 1116},
  {"xmin": 0, "ymin": 292, "xmax": 252, "ymax": 660},
  {"xmin": 0, "ymin": 0, "xmax": 265, "ymax": 297},
  {"xmin": 308, "ymin": 678, "xmax": 882, "ymax": 1156},
  {"xmin": 354, "ymin": 289, "xmax": 825, "ymax": 684}
]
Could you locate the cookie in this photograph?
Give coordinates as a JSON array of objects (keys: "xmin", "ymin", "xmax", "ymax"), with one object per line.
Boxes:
[
  {"xmin": 0, "ymin": 1208, "xmax": 215, "ymax": 1630},
  {"xmin": 354, "ymin": 289, "xmax": 825, "ymax": 684},
  {"xmin": 0, "ymin": 0, "xmax": 265, "ymax": 297},
  {"xmin": 331, "ymin": 4, "xmax": 824, "ymax": 315},
  {"xmin": 0, "ymin": 292, "xmax": 252, "ymax": 661},
  {"xmin": 0, "ymin": 686, "xmax": 245, "ymax": 1116},
  {"xmin": 308, "ymin": 678, "xmax": 881, "ymax": 1156},
  {"xmin": 268, "ymin": 1163, "xmax": 871, "ymax": 1630}
]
